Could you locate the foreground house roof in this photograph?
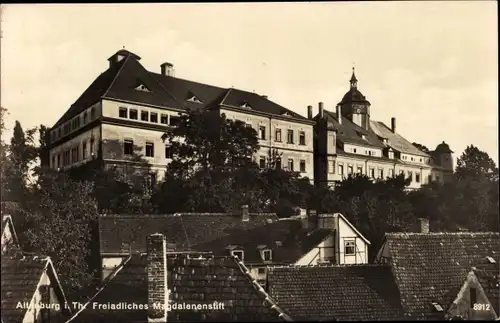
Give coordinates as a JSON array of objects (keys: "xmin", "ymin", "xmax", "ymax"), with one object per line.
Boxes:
[
  {"xmin": 267, "ymin": 264, "xmax": 405, "ymax": 321},
  {"xmin": 99, "ymin": 213, "xmax": 278, "ymax": 255},
  {"xmin": 381, "ymin": 232, "xmax": 500, "ymax": 320},
  {"xmin": 1, "ymin": 253, "xmax": 71, "ymax": 323},
  {"xmin": 54, "ymin": 49, "xmax": 309, "ymax": 128},
  {"xmin": 472, "ymin": 258, "xmax": 500, "ymax": 315},
  {"xmin": 193, "ymin": 218, "xmax": 333, "ymax": 265},
  {"xmin": 68, "ymin": 254, "xmax": 291, "ymax": 322}
]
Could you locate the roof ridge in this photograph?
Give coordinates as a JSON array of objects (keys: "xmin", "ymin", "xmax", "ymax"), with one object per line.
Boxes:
[
  {"xmin": 150, "ymin": 71, "xmax": 225, "ymax": 91},
  {"xmin": 386, "ymin": 232, "xmax": 500, "ymax": 236},
  {"xmin": 232, "ymin": 256, "xmax": 293, "ymax": 321}
]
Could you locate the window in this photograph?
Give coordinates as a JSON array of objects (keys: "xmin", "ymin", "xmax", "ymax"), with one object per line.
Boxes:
[
  {"xmin": 63, "ymin": 150, "xmax": 70, "ymax": 166},
  {"xmin": 368, "ymin": 151, "xmax": 372, "ymax": 156},
  {"xmin": 408, "ymin": 171, "xmax": 413, "ymax": 181},
  {"xmin": 119, "ymin": 107, "xmax": 128, "ymax": 118},
  {"xmin": 52, "ymin": 156, "xmax": 55, "ymax": 168},
  {"xmin": 257, "ymin": 268, "xmax": 266, "ymax": 275},
  {"xmin": 90, "ymin": 107, "xmax": 95, "ymax": 119},
  {"xmin": 129, "ymin": 109, "xmax": 138, "ymax": 120},
  {"xmin": 353, "ymin": 148, "xmax": 357, "ymax": 153},
  {"xmin": 399, "ymin": 170, "xmax": 404, "ymax": 176},
  {"xmin": 150, "ymin": 112, "xmax": 158, "ymax": 123},
  {"xmin": 275, "ymin": 157, "xmax": 281, "ymax": 170},
  {"xmin": 232, "ymin": 250, "xmax": 244, "ymax": 261},
  {"xmin": 389, "ymin": 169, "xmax": 394, "ymax": 177},
  {"xmin": 141, "ymin": 111, "xmax": 149, "ymax": 121},
  {"xmin": 259, "ymin": 126, "xmax": 266, "ymax": 140},
  {"xmin": 329, "ymin": 160, "xmax": 336, "ymax": 174},
  {"xmin": 288, "ymin": 158, "xmax": 294, "ymax": 172},
  {"xmin": 287, "ymin": 129, "xmax": 294, "ymax": 144},
  {"xmin": 75, "ymin": 147, "xmax": 79, "ymax": 162},
  {"xmin": 348, "ymin": 165, "xmax": 353, "ymax": 175},
  {"xmin": 379, "ymin": 169, "xmax": 384, "ymax": 179},
  {"xmin": 165, "ymin": 145, "xmax": 173, "ymax": 159},
  {"xmin": 436, "ymin": 175, "xmax": 440, "ymax": 182},
  {"xmin": 345, "ymin": 240, "xmax": 355, "ymax": 255},
  {"xmin": 259, "ymin": 156, "xmax": 266, "ymax": 168},
  {"xmin": 57, "ymin": 154, "xmax": 61, "ymax": 168},
  {"xmin": 357, "ymin": 166, "xmax": 363, "ymax": 174},
  {"xmin": 338, "ymin": 164, "xmax": 344, "ymax": 176},
  {"xmin": 300, "ymin": 160, "xmax": 306, "ymax": 173},
  {"xmin": 411, "ymin": 157, "xmax": 414, "ymax": 161},
  {"xmin": 58, "ymin": 128, "xmax": 61, "ymax": 138},
  {"xmin": 299, "ymin": 131, "xmax": 306, "ymax": 145},
  {"xmin": 82, "ymin": 141, "xmax": 87, "ymax": 159},
  {"xmin": 124, "ymin": 140, "xmax": 134, "ymax": 155},
  {"xmin": 83, "ymin": 112, "xmax": 88, "ymax": 124},
  {"xmin": 275, "ymin": 128, "xmax": 282, "ymax": 142},
  {"xmin": 160, "ymin": 114, "xmax": 168, "ymax": 124},
  {"xmin": 145, "ymin": 142, "xmax": 154, "ymax": 157},
  {"xmin": 90, "ymin": 139, "xmax": 95, "ymax": 157},
  {"xmin": 170, "ymin": 116, "xmax": 180, "ymax": 126},
  {"xmin": 416, "ymin": 173, "xmax": 421, "ymax": 183},
  {"xmin": 262, "ymin": 250, "xmax": 272, "ymax": 262},
  {"xmin": 470, "ymin": 287, "xmax": 477, "ymax": 308},
  {"xmin": 370, "ymin": 168, "xmax": 375, "ymax": 178},
  {"xmin": 428, "ymin": 174, "xmax": 433, "ymax": 183}
]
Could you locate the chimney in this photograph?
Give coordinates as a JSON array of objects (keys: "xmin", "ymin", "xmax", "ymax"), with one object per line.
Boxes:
[
  {"xmin": 418, "ymin": 218, "xmax": 429, "ymax": 233},
  {"xmin": 241, "ymin": 205, "xmax": 249, "ymax": 222},
  {"xmin": 336, "ymin": 105, "xmax": 342, "ymax": 125},
  {"xmin": 307, "ymin": 105, "xmax": 313, "ymax": 119},
  {"xmin": 160, "ymin": 62, "xmax": 175, "ymax": 77},
  {"xmin": 319, "ymin": 102, "xmax": 324, "ymax": 118},
  {"xmin": 308, "ymin": 210, "xmax": 317, "ymax": 230},
  {"xmin": 391, "ymin": 117, "xmax": 396, "ymax": 133},
  {"xmin": 147, "ymin": 233, "xmax": 168, "ymax": 322}
]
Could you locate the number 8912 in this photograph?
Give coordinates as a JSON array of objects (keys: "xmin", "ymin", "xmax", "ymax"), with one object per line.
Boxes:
[{"xmin": 473, "ymin": 303, "xmax": 491, "ymax": 311}]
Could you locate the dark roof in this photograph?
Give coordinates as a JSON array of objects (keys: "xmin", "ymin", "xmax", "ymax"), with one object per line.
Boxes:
[
  {"xmin": 434, "ymin": 141, "xmax": 454, "ymax": 154},
  {"xmin": 99, "ymin": 213, "xmax": 279, "ymax": 254},
  {"xmin": 384, "ymin": 232, "xmax": 500, "ymax": 319},
  {"xmin": 473, "ymin": 257, "xmax": 500, "ymax": 315},
  {"xmin": 370, "ymin": 120, "xmax": 431, "ymax": 157},
  {"xmin": 315, "ymin": 110, "xmax": 386, "ymax": 148},
  {"xmin": 267, "ymin": 265, "xmax": 405, "ymax": 321},
  {"xmin": 69, "ymin": 254, "xmax": 291, "ymax": 322},
  {"xmin": 193, "ymin": 218, "xmax": 333, "ymax": 265},
  {"xmin": 108, "ymin": 49, "xmax": 141, "ymax": 61},
  {"xmin": 53, "ymin": 49, "xmax": 309, "ymax": 129},
  {"xmin": 340, "ymin": 87, "xmax": 370, "ymax": 105},
  {"xmin": 1, "ymin": 254, "xmax": 70, "ymax": 323}
]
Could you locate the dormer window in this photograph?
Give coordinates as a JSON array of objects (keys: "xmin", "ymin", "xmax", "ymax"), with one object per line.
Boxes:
[
  {"xmin": 361, "ymin": 134, "xmax": 367, "ymax": 140},
  {"xmin": 275, "ymin": 241, "xmax": 282, "ymax": 247},
  {"xmin": 240, "ymin": 102, "xmax": 252, "ymax": 109},
  {"xmin": 232, "ymin": 250, "xmax": 244, "ymax": 261},
  {"xmin": 262, "ymin": 249, "xmax": 272, "ymax": 262},
  {"xmin": 186, "ymin": 95, "xmax": 203, "ymax": 104},
  {"xmin": 281, "ymin": 111, "xmax": 292, "ymax": 117},
  {"xmin": 134, "ymin": 84, "xmax": 151, "ymax": 92},
  {"xmin": 432, "ymin": 302, "xmax": 444, "ymax": 312}
]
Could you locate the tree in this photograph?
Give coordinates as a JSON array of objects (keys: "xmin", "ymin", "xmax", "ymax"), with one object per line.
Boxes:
[
  {"xmin": 37, "ymin": 124, "xmax": 51, "ymax": 168},
  {"xmin": 455, "ymin": 145, "xmax": 498, "ymax": 180},
  {"xmin": 412, "ymin": 142, "xmax": 431, "ymax": 154},
  {"xmin": 22, "ymin": 169, "xmax": 99, "ymax": 297}
]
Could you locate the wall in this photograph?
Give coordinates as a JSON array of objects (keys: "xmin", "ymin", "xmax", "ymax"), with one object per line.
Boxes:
[
  {"xmin": 221, "ymin": 108, "xmax": 314, "ymax": 181},
  {"xmin": 49, "ymin": 125, "xmax": 101, "ymax": 170},
  {"xmin": 337, "ymin": 217, "xmax": 368, "ymax": 264},
  {"xmin": 295, "ymin": 235, "xmax": 335, "ymax": 265},
  {"xmin": 446, "ymin": 271, "xmax": 498, "ymax": 320},
  {"xmin": 102, "ymin": 257, "xmax": 126, "ymax": 281},
  {"xmin": 50, "ymin": 102, "xmax": 102, "ymax": 144},
  {"xmin": 22, "ymin": 269, "xmax": 62, "ymax": 323},
  {"xmin": 101, "ymin": 123, "xmax": 172, "ymax": 181}
]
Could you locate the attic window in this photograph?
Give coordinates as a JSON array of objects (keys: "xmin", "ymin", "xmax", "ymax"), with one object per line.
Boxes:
[
  {"xmin": 266, "ymin": 219, "xmax": 273, "ymax": 224},
  {"xmin": 232, "ymin": 250, "xmax": 244, "ymax": 261},
  {"xmin": 281, "ymin": 111, "xmax": 292, "ymax": 117},
  {"xmin": 432, "ymin": 302, "xmax": 444, "ymax": 312},
  {"xmin": 240, "ymin": 102, "xmax": 252, "ymax": 109},
  {"xmin": 486, "ymin": 256, "xmax": 496, "ymax": 264},
  {"xmin": 186, "ymin": 95, "xmax": 203, "ymax": 104},
  {"xmin": 361, "ymin": 134, "xmax": 367, "ymax": 140},
  {"xmin": 275, "ymin": 241, "xmax": 282, "ymax": 247},
  {"xmin": 262, "ymin": 250, "xmax": 272, "ymax": 262},
  {"xmin": 134, "ymin": 84, "xmax": 151, "ymax": 92}
]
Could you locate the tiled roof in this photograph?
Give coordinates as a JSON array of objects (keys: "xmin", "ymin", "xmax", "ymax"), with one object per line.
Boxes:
[
  {"xmin": 53, "ymin": 49, "xmax": 309, "ymax": 129},
  {"xmin": 473, "ymin": 258, "xmax": 500, "ymax": 315},
  {"xmin": 267, "ymin": 264, "xmax": 405, "ymax": 321},
  {"xmin": 370, "ymin": 121, "xmax": 431, "ymax": 157},
  {"xmin": 99, "ymin": 213, "xmax": 279, "ymax": 254},
  {"xmin": 315, "ymin": 110, "xmax": 386, "ymax": 149},
  {"xmin": 69, "ymin": 254, "xmax": 291, "ymax": 322},
  {"xmin": 1, "ymin": 254, "xmax": 69, "ymax": 323},
  {"xmin": 193, "ymin": 218, "xmax": 333, "ymax": 265},
  {"xmin": 384, "ymin": 232, "xmax": 500, "ymax": 319}
]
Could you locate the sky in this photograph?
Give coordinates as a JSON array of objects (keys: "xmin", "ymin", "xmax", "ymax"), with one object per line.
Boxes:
[{"xmin": 1, "ymin": 2, "xmax": 498, "ymax": 165}]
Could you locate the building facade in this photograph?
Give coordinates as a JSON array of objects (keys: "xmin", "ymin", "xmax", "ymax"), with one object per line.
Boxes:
[
  {"xmin": 48, "ymin": 49, "xmax": 315, "ymax": 182},
  {"xmin": 313, "ymin": 69, "xmax": 454, "ymax": 189}
]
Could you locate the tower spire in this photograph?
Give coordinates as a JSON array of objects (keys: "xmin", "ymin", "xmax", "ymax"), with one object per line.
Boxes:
[{"xmin": 350, "ymin": 66, "xmax": 358, "ymax": 89}]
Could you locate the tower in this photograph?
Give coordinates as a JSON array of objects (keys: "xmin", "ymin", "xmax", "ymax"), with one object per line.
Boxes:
[
  {"xmin": 338, "ymin": 68, "xmax": 371, "ymax": 130},
  {"xmin": 433, "ymin": 141, "xmax": 454, "ymax": 171}
]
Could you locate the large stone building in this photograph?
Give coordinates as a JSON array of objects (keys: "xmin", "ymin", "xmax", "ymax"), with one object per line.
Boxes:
[
  {"xmin": 312, "ymin": 69, "xmax": 454, "ymax": 189},
  {"xmin": 48, "ymin": 49, "xmax": 315, "ymax": 182}
]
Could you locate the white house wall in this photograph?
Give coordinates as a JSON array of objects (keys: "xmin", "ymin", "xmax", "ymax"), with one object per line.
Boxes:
[
  {"xmin": 101, "ymin": 257, "xmax": 126, "ymax": 281},
  {"xmin": 337, "ymin": 217, "xmax": 368, "ymax": 265},
  {"xmin": 1, "ymin": 224, "xmax": 13, "ymax": 254},
  {"xmin": 22, "ymin": 269, "xmax": 62, "ymax": 323}
]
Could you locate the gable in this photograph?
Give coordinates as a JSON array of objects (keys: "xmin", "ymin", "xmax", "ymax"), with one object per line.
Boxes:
[{"xmin": 1, "ymin": 215, "xmax": 20, "ymax": 254}]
